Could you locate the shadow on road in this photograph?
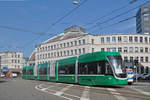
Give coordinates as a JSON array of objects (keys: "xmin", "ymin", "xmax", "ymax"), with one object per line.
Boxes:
[
  {"xmin": 0, "ymin": 80, "xmax": 7, "ymax": 83},
  {"xmin": 93, "ymin": 85, "xmax": 125, "ymax": 88}
]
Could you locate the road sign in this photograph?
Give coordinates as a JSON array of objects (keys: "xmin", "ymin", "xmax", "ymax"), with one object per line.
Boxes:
[{"xmin": 3, "ymin": 66, "xmax": 8, "ymax": 72}]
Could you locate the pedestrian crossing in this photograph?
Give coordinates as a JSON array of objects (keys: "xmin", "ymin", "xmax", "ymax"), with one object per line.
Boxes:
[{"xmin": 35, "ymin": 82, "xmax": 150, "ymax": 100}]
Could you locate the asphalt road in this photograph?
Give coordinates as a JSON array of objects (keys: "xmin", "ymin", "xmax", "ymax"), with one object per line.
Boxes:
[{"xmin": 0, "ymin": 79, "xmax": 150, "ymax": 100}]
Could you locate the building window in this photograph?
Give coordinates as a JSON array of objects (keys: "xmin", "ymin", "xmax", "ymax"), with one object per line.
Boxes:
[
  {"xmin": 124, "ymin": 47, "xmax": 128, "ymax": 53},
  {"xmin": 144, "ymin": 27, "xmax": 149, "ymax": 32},
  {"xmin": 106, "ymin": 37, "xmax": 110, "ymax": 43},
  {"xmin": 71, "ymin": 42, "xmax": 73, "ymax": 46},
  {"xmin": 143, "ymin": 13, "xmax": 149, "ymax": 17},
  {"xmin": 79, "ymin": 40, "xmax": 81, "ymax": 45},
  {"xmin": 83, "ymin": 39, "xmax": 85, "ymax": 44},
  {"xmin": 48, "ymin": 53, "xmax": 50, "ymax": 58},
  {"xmin": 145, "ymin": 47, "xmax": 148, "ymax": 53},
  {"xmin": 92, "ymin": 39, "xmax": 94, "ymax": 44},
  {"xmin": 67, "ymin": 42, "xmax": 69, "ymax": 47},
  {"xmin": 135, "ymin": 36, "xmax": 138, "ymax": 42},
  {"xmin": 51, "ymin": 46, "xmax": 53, "ymax": 50},
  {"xmin": 118, "ymin": 36, "xmax": 122, "ymax": 42},
  {"xmin": 112, "ymin": 37, "xmax": 116, "ymax": 43},
  {"xmin": 112, "ymin": 47, "xmax": 116, "ymax": 52},
  {"xmin": 71, "ymin": 50, "xmax": 73, "ymax": 55},
  {"xmin": 101, "ymin": 37, "xmax": 104, "ymax": 44},
  {"xmin": 75, "ymin": 41, "xmax": 77, "ymax": 46},
  {"xmin": 130, "ymin": 57, "xmax": 134, "ymax": 62},
  {"xmin": 118, "ymin": 47, "xmax": 122, "ymax": 52},
  {"xmin": 45, "ymin": 54, "xmax": 47, "ymax": 58},
  {"xmin": 135, "ymin": 56, "xmax": 139, "ymax": 62},
  {"xmin": 64, "ymin": 43, "xmax": 66, "ymax": 47},
  {"xmin": 140, "ymin": 57, "xmax": 144, "ymax": 62},
  {"xmin": 140, "ymin": 47, "xmax": 143, "ymax": 52},
  {"xmin": 124, "ymin": 56, "xmax": 128, "ymax": 62},
  {"xmin": 67, "ymin": 50, "xmax": 69, "ymax": 56},
  {"xmin": 145, "ymin": 56, "xmax": 149, "ymax": 62},
  {"xmin": 60, "ymin": 51, "xmax": 63, "ymax": 56},
  {"xmin": 54, "ymin": 52, "xmax": 56, "ymax": 57},
  {"xmin": 145, "ymin": 37, "xmax": 148, "ymax": 43},
  {"xmin": 143, "ymin": 7, "xmax": 149, "ymax": 11},
  {"xmin": 83, "ymin": 48, "xmax": 85, "ymax": 54},
  {"xmin": 129, "ymin": 36, "xmax": 133, "ymax": 42},
  {"xmin": 135, "ymin": 47, "xmax": 138, "ymax": 53},
  {"xmin": 48, "ymin": 46, "xmax": 50, "ymax": 50},
  {"xmin": 79, "ymin": 49, "xmax": 81, "ymax": 54},
  {"xmin": 144, "ymin": 16, "xmax": 149, "ymax": 21},
  {"xmin": 140, "ymin": 37, "xmax": 143, "ymax": 43},
  {"xmin": 101, "ymin": 48, "xmax": 105, "ymax": 51},
  {"xmin": 129, "ymin": 47, "xmax": 133, "ymax": 53},
  {"xmin": 64, "ymin": 51, "xmax": 66, "ymax": 56},
  {"xmin": 75, "ymin": 49, "xmax": 77, "ymax": 55},
  {"xmin": 107, "ymin": 48, "xmax": 111, "ymax": 51},
  {"xmin": 45, "ymin": 47, "xmax": 47, "ymax": 51},
  {"xmin": 92, "ymin": 48, "xmax": 94, "ymax": 52},
  {"xmin": 123, "ymin": 36, "xmax": 127, "ymax": 42}
]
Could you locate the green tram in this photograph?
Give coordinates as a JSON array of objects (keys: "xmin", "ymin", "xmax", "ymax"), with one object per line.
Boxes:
[
  {"xmin": 22, "ymin": 65, "xmax": 35, "ymax": 80},
  {"xmin": 23, "ymin": 51, "xmax": 127, "ymax": 86},
  {"xmin": 37, "ymin": 62, "xmax": 49, "ymax": 81}
]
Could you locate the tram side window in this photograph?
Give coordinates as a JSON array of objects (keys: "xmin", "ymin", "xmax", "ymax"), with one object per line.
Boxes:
[
  {"xmin": 23, "ymin": 70, "xmax": 26, "ymax": 75},
  {"xmin": 78, "ymin": 61, "xmax": 97, "ymax": 74},
  {"xmin": 78, "ymin": 61, "xmax": 113, "ymax": 75},
  {"xmin": 27, "ymin": 70, "xmax": 30, "ymax": 75},
  {"xmin": 105, "ymin": 63, "xmax": 113, "ymax": 75},
  {"xmin": 58, "ymin": 64, "xmax": 75, "ymax": 75},
  {"xmin": 29, "ymin": 69, "xmax": 33, "ymax": 75},
  {"xmin": 39, "ymin": 68, "xmax": 47, "ymax": 75}
]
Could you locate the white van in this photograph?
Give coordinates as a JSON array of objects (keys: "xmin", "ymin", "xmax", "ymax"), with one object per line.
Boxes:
[{"xmin": 12, "ymin": 73, "xmax": 17, "ymax": 78}]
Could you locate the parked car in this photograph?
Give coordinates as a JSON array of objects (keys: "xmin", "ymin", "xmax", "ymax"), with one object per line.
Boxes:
[
  {"xmin": 134, "ymin": 74, "xmax": 147, "ymax": 80},
  {"xmin": 0, "ymin": 74, "xmax": 5, "ymax": 78},
  {"xmin": 143, "ymin": 74, "xmax": 150, "ymax": 80},
  {"xmin": 12, "ymin": 73, "xmax": 17, "ymax": 78},
  {"xmin": 138, "ymin": 73, "xmax": 148, "ymax": 80}
]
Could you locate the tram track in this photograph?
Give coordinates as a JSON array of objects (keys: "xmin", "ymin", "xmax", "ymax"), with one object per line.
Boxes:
[{"xmin": 35, "ymin": 83, "xmax": 150, "ymax": 100}]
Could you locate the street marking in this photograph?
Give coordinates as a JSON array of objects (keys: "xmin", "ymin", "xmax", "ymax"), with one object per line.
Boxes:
[
  {"xmin": 130, "ymin": 86, "xmax": 150, "ymax": 96},
  {"xmin": 54, "ymin": 84, "xmax": 73, "ymax": 96},
  {"xmin": 80, "ymin": 86, "xmax": 90, "ymax": 100},
  {"xmin": 41, "ymin": 86, "xmax": 54, "ymax": 91},
  {"xmin": 35, "ymin": 84, "xmax": 74, "ymax": 100},
  {"xmin": 107, "ymin": 88, "xmax": 117, "ymax": 92},
  {"xmin": 38, "ymin": 84, "xmax": 45, "ymax": 88},
  {"xmin": 107, "ymin": 88, "xmax": 126, "ymax": 100}
]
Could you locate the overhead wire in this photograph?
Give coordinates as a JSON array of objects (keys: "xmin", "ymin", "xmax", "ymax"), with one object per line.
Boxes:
[
  {"xmin": 87, "ymin": 0, "xmax": 150, "ymax": 31},
  {"xmin": 21, "ymin": 0, "xmax": 88, "ymax": 50},
  {"xmin": 83, "ymin": 0, "xmax": 139, "ymax": 27},
  {"xmin": 0, "ymin": 25, "xmax": 44, "ymax": 35},
  {"xmin": 92, "ymin": 15, "xmax": 136, "ymax": 33}
]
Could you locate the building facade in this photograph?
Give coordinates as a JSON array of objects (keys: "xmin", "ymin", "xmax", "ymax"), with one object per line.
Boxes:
[
  {"xmin": 33, "ymin": 26, "xmax": 150, "ymax": 76},
  {"xmin": 0, "ymin": 51, "xmax": 23, "ymax": 74},
  {"xmin": 136, "ymin": 4, "xmax": 150, "ymax": 34}
]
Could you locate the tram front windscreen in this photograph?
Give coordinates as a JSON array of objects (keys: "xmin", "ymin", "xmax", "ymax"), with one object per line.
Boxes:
[{"xmin": 107, "ymin": 55, "xmax": 127, "ymax": 78}]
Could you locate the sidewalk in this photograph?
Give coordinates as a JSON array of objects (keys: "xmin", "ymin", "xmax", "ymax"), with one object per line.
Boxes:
[{"xmin": 133, "ymin": 81, "xmax": 150, "ymax": 86}]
